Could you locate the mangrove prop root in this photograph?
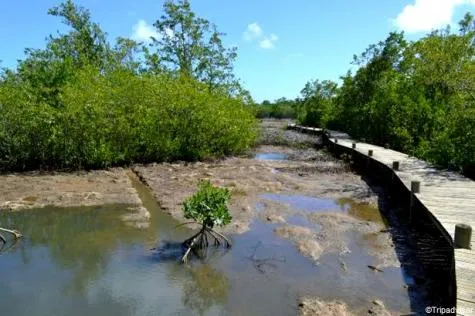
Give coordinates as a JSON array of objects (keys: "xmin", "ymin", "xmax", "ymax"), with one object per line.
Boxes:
[
  {"xmin": 205, "ymin": 228, "xmax": 232, "ymax": 248},
  {"xmin": 206, "ymin": 228, "xmax": 226, "ymax": 247},
  {"xmin": 0, "ymin": 228, "xmax": 22, "ymax": 254},
  {"xmin": 182, "ymin": 235, "xmax": 199, "ymax": 263},
  {"xmin": 181, "ymin": 225, "xmax": 232, "ymax": 263},
  {"xmin": 184, "ymin": 230, "xmax": 203, "ymax": 246},
  {"xmin": 0, "ymin": 228, "xmax": 23, "ymax": 239}
]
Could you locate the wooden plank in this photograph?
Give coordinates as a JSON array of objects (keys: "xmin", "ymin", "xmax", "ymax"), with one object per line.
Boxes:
[{"xmin": 457, "ymin": 299, "xmax": 475, "ymax": 316}]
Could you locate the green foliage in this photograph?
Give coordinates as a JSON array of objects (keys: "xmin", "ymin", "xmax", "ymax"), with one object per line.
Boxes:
[
  {"xmin": 0, "ymin": 67, "xmax": 256, "ymax": 170},
  {"xmin": 297, "ymin": 79, "xmax": 338, "ymax": 127},
  {"xmin": 0, "ymin": 1, "xmax": 257, "ymax": 171},
  {"xmin": 183, "ymin": 180, "xmax": 232, "ymax": 228},
  {"xmin": 147, "ymin": 0, "xmax": 238, "ymax": 94},
  {"xmin": 254, "ymin": 98, "xmax": 298, "ymax": 119},
  {"xmin": 47, "ymin": 0, "xmax": 111, "ymax": 69},
  {"xmin": 292, "ymin": 13, "xmax": 475, "ymax": 178}
]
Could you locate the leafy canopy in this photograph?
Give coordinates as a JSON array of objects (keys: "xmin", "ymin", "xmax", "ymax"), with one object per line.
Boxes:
[
  {"xmin": 292, "ymin": 12, "xmax": 475, "ymax": 177},
  {"xmin": 183, "ymin": 180, "xmax": 232, "ymax": 228},
  {"xmin": 147, "ymin": 0, "xmax": 238, "ymax": 93},
  {"xmin": 0, "ymin": 1, "xmax": 257, "ymax": 171}
]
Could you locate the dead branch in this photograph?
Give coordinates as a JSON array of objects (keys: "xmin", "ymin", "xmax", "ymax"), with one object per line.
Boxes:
[{"xmin": 0, "ymin": 228, "xmax": 23, "ymax": 239}]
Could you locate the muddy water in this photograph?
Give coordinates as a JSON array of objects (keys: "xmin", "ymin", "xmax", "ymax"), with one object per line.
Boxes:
[
  {"xmin": 260, "ymin": 194, "xmax": 387, "ymax": 224},
  {"xmin": 0, "ymin": 166, "xmax": 421, "ymax": 315}
]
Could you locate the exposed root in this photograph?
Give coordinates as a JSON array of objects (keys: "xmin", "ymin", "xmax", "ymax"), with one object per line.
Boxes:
[
  {"xmin": 184, "ymin": 230, "xmax": 203, "ymax": 246},
  {"xmin": 206, "ymin": 229, "xmax": 222, "ymax": 246},
  {"xmin": 205, "ymin": 228, "xmax": 232, "ymax": 248},
  {"xmin": 0, "ymin": 228, "xmax": 23, "ymax": 239},
  {"xmin": 0, "ymin": 228, "xmax": 22, "ymax": 254},
  {"xmin": 0, "ymin": 239, "xmax": 20, "ymax": 254},
  {"xmin": 181, "ymin": 225, "xmax": 232, "ymax": 263},
  {"xmin": 182, "ymin": 235, "xmax": 199, "ymax": 263}
]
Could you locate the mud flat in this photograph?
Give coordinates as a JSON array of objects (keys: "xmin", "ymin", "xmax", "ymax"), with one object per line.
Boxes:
[
  {"xmin": 0, "ymin": 168, "xmax": 147, "ymax": 223},
  {"xmin": 133, "ymin": 147, "xmax": 379, "ymax": 234},
  {"xmin": 133, "ymin": 119, "xmax": 398, "ymax": 267}
]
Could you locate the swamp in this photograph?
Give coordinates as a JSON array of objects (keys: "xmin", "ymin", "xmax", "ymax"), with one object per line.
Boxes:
[{"xmin": 0, "ymin": 120, "xmax": 440, "ymax": 315}]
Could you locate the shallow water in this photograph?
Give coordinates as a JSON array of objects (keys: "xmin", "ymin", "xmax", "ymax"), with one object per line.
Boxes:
[
  {"xmin": 254, "ymin": 152, "xmax": 288, "ymax": 161},
  {"xmin": 0, "ymin": 177, "xmax": 422, "ymax": 315},
  {"xmin": 260, "ymin": 194, "xmax": 387, "ymax": 223}
]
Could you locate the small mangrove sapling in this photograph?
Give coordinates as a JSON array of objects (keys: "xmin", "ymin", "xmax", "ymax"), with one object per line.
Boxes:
[{"xmin": 181, "ymin": 180, "xmax": 232, "ymax": 263}]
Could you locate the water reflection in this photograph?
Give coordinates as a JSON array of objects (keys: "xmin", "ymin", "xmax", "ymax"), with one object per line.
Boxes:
[
  {"xmin": 182, "ymin": 264, "xmax": 229, "ymax": 315},
  {"xmin": 260, "ymin": 193, "xmax": 387, "ymax": 225},
  {"xmin": 0, "ymin": 204, "xmax": 231, "ymax": 316},
  {"xmin": 254, "ymin": 152, "xmax": 288, "ymax": 161},
  {"xmin": 1, "ymin": 206, "xmax": 156, "ymax": 293},
  {"xmin": 0, "ymin": 188, "xmax": 419, "ymax": 315},
  {"xmin": 336, "ymin": 197, "xmax": 387, "ymax": 224}
]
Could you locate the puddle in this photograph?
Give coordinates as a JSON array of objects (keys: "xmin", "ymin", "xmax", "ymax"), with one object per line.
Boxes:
[
  {"xmin": 261, "ymin": 194, "xmax": 338, "ymax": 213},
  {"xmin": 0, "ymin": 180, "xmax": 425, "ymax": 315},
  {"xmin": 254, "ymin": 152, "xmax": 288, "ymax": 161},
  {"xmin": 260, "ymin": 193, "xmax": 387, "ymax": 224}
]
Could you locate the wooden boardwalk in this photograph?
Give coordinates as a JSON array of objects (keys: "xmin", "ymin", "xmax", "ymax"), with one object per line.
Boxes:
[{"xmin": 289, "ymin": 124, "xmax": 475, "ymax": 315}]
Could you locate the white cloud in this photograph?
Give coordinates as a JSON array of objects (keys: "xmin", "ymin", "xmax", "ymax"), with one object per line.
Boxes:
[
  {"xmin": 259, "ymin": 34, "xmax": 279, "ymax": 49},
  {"xmin": 243, "ymin": 23, "xmax": 278, "ymax": 49},
  {"xmin": 243, "ymin": 22, "xmax": 263, "ymax": 41},
  {"xmin": 269, "ymin": 33, "xmax": 279, "ymax": 42},
  {"xmin": 131, "ymin": 19, "xmax": 159, "ymax": 43},
  {"xmin": 394, "ymin": 0, "xmax": 475, "ymax": 33},
  {"xmin": 259, "ymin": 38, "xmax": 274, "ymax": 49}
]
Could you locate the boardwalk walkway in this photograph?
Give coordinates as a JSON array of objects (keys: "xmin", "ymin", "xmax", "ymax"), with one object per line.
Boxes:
[{"xmin": 289, "ymin": 124, "xmax": 475, "ymax": 315}]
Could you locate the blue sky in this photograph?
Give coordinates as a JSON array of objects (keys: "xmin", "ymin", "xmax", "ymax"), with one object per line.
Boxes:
[{"xmin": 1, "ymin": 0, "xmax": 474, "ymax": 102}]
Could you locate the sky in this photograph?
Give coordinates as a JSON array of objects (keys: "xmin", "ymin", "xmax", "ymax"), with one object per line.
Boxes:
[{"xmin": 0, "ymin": 0, "xmax": 474, "ymax": 102}]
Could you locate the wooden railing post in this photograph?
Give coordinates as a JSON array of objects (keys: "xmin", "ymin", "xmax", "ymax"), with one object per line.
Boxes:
[
  {"xmin": 390, "ymin": 161, "xmax": 399, "ymax": 183},
  {"xmin": 409, "ymin": 181, "xmax": 420, "ymax": 224},
  {"xmin": 392, "ymin": 161, "xmax": 399, "ymax": 171},
  {"xmin": 454, "ymin": 224, "xmax": 472, "ymax": 249}
]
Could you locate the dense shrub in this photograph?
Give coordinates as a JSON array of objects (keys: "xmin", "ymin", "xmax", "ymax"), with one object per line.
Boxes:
[
  {"xmin": 0, "ymin": 68, "xmax": 257, "ymax": 170},
  {"xmin": 255, "ymin": 104, "xmax": 296, "ymax": 119},
  {"xmin": 254, "ymin": 98, "xmax": 298, "ymax": 119},
  {"xmin": 0, "ymin": 0, "xmax": 258, "ymax": 171}
]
